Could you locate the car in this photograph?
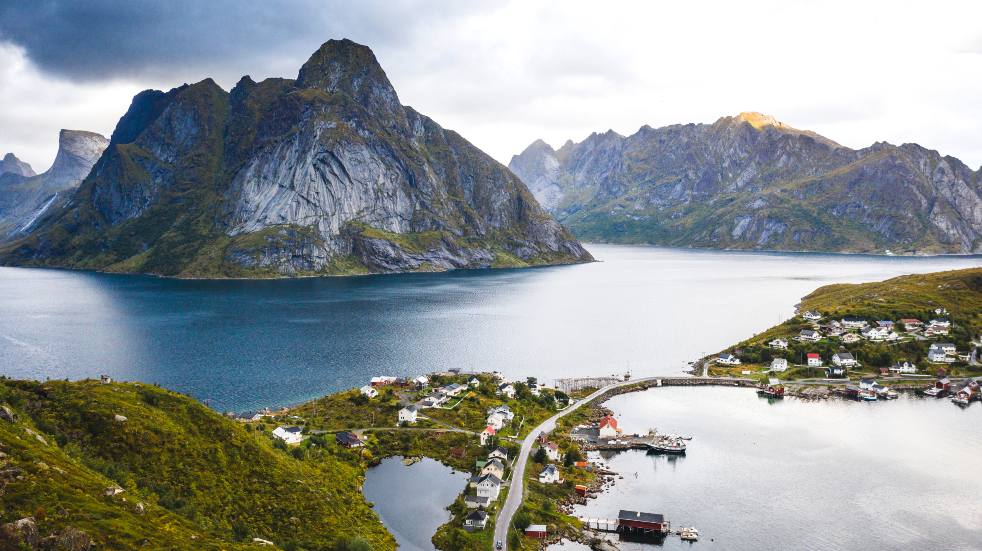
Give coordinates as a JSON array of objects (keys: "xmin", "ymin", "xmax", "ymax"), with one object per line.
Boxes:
[{"xmin": 496, "ymin": 541, "xmax": 503, "ymax": 550}]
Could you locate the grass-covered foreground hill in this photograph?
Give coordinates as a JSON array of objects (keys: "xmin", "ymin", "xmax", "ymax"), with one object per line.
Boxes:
[{"xmin": 0, "ymin": 379, "xmax": 393, "ymax": 550}]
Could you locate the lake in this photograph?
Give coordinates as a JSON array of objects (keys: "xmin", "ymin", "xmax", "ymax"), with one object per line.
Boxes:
[
  {"xmin": 0, "ymin": 245, "xmax": 977, "ymax": 411},
  {"xmin": 363, "ymin": 457, "xmax": 469, "ymax": 551},
  {"xmin": 568, "ymin": 387, "xmax": 982, "ymax": 550}
]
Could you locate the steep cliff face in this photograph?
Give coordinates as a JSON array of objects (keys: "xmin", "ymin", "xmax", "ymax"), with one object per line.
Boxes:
[
  {"xmin": 0, "ymin": 130, "xmax": 108, "ymax": 242},
  {"xmin": 2, "ymin": 39, "xmax": 590, "ymax": 276},
  {"xmin": 509, "ymin": 113, "xmax": 982, "ymax": 254}
]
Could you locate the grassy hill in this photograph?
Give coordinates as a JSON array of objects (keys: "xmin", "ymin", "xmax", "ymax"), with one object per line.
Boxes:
[{"xmin": 0, "ymin": 379, "xmax": 393, "ymax": 550}]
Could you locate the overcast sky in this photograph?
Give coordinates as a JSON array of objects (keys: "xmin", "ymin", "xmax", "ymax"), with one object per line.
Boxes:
[{"xmin": 2, "ymin": 0, "xmax": 981, "ymax": 172}]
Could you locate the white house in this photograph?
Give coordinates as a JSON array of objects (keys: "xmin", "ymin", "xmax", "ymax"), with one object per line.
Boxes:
[
  {"xmin": 929, "ymin": 318, "xmax": 951, "ymax": 328},
  {"xmin": 802, "ymin": 310, "xmax": 823, "ymax": 321},
  {"xmin": 486, "ymin": 412, "xmax": 506, "ymax": 431},
  {"xmin": 890, "ymin": 361, "xmax": 917, "ymax": 374},
  {"xmin": 858, "ymin": 377, "xmax": 877, "ymax": 390},
  {"xmin": 497, "ymin": 383, "xmax": 516, "ymax": 399},
  {"xmin": 443, "ymin": 383, "xmax": 465, "ymax": 397},
  {"xmin": 480, "ymin": 426, "xmax": 497, "ymax": 446},
  {"xmin": 464, "ymin": 510, "xmax": 489, "ymax": 530},
  {"xmin": 770, "ymin": 358, "xmax": 789, "ymax": 372},
  {"xmin": 481, "ymin": 458, "xmax": 505, "ymax": 479},
  {"xmin": 862, "ymin": 326, "xmax": 894, "ymax": 341},
  {"xmin": 413, "ymin": 375, "xmax": 429, "ymax": 388},
  {"xmin": 488, "ymin": 405, "xmax": 515, "ymax": 421},
  {"xmin": 398, "ymin": 405, "xmax": 418, "ymax": 424},
  {"xmin": 598, "ymin": 415, "xmax": 619, "ymax": 439},
  {"xmin": 540, "ymin": 441, "xmax": 561, "ymax": 462},
  {"xmin": 925, "ymin": 325, "xmax": 950, "ymax": 336},
  {"xmin": 464, "ymin": 495, "xmax": 490, "ymax": 509},
  {"xmin": 716, "ymin": 353, "xmax": 741, "ymax": 366},
  {"xmin": 538, "ymin": 464, "xmax": 560, "ymax": 484},
  {"xmin": 832, "ymin": 352, "xmax": 857, "ymax": 367},
  {"xmin": 488, "ymin": 447, "xmax": 509, "ymax": 461},
  {"xmin": 935, "ymin": 342, "xmax": 957, "ymax": 354},
  {"xmin": 769, "ymin": 338, "xmax": 789, "ymax": 350},
  {"xmin": 807, "ymin": 353, "xmax": 823, "ymax": 367},
  {"xmin": 841, "ymin": 317, "xmax": 868, "ymax": 329},
  {"xmin": 468, "ymin": 377, "xmax": 480, "ymax": 388},
  {"xmin": 928, "ymin": 347, "xmax": 950, "ymax": 363},
  {"xmin": 799, "ymin": 329, "xmax": 821, "ymax": 342},
  {"xmin": 359, "ymin": 385, "xmax": 379, "ymax": 398},
  {"xmin": 826, "ymin": 365, "xmax": 846, "ymax": 377},
  {"xmin": 528, "ymin": 382, "xmax": 541, "ymax": 397},
  {"xmin": 272, "ymin": 426, "xmax": 304, "ymax": 445},
  {"xmin": 476, "ymin": 473, "xmax": 502, "ymax": 502},
  {"xmin": 841, "ymin": 333, "xmax": 861, "ymax": 344}
]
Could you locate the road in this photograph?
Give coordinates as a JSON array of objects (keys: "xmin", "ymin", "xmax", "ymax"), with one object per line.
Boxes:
[{"xmin": 492, "ymin": 376, "xmax": 656, "ymax": 549}]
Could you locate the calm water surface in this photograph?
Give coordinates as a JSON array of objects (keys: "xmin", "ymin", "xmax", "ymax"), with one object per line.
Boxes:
[
  {"xmin": 363, "ymin": 457, "xmax": 468, "ymax": 551},
  {"xmin": 0, "ymin": 245, "xmax": 977, "ymax": 411},
  {"xmin": 568, "ymin": 387, "xmax": 982, "ymax": 550}
]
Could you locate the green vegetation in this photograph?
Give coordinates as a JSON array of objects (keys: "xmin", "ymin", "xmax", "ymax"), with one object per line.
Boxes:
[{"xmin": 0, "ymin": 378, "xmax": 394, "ymax": 550}]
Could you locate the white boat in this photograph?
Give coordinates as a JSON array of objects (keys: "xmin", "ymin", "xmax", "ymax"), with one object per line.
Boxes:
[{"xmin": 680, "ymin": 527, "xmax": 699, "ymax": 541}]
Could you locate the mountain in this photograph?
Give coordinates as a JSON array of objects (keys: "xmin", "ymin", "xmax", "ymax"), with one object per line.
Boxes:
[
  {"xmin": 1, "ymin": 39, "xmax": 590, "ymax": 277},
  {"xmin": 0, "ymin": 130, "xmax": 109, "ymax": 242},
  {"xmin": 0, "ymin": 378, "xmax": 393, "ymax": 549},
  {"xmin": 509, "ymin": 113, "xmax": 982, "ymax": 254},
  {"xmin": 0, "ymin": 153, "xmax": 35, "ymax": 177}
]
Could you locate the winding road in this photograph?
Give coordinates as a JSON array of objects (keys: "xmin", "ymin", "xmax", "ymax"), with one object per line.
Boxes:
[{"xmin": 493, "ymin": 376, "xmax": 657, "ymax": 549}]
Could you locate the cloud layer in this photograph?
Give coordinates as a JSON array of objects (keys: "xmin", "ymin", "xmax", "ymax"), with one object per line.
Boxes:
[{"xmin": 2, "ymin": 0, "xmax": 981, "ymax": 170}]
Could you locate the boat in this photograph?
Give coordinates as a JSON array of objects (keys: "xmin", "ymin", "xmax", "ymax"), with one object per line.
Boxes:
[
  {"xmin": 883, "ymin": 389, "xmax": 899, "ymax": 400},
  {"xmin": 679, "ymin": 527, "xmax": 699, "ymax": 541},
  {"xmin": 647, "ymin": 436, "xmax": 687, "ymax": 455},
  {"xmin": 922, "ymin": 387, "xmax": 943, "ymax": 397},
  {"xmin": 952, "ymin": 395, "xmax": 970, "ymax": 407},
  {"xmin": 858, "ymin": 388, "xmax": 878, "ymax": 401}
]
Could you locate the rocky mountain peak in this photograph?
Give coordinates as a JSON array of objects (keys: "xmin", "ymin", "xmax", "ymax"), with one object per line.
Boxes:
[
  {"xmin": 0, "ymin": 153, "xmax": 35, "ymax": 177},
  {"xmin": 296, "ymin": 39, "xmax": 402, "ymax": 121},
  {"xmin": 46, "ymin": 130, "xmax": 109, "ymax": 189},
  {"xmin": 733, "ymin": 111, "xmax": 785, "ymax": 129}
]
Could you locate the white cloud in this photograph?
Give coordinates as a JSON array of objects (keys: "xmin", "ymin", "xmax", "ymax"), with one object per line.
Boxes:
[{"xmin": 3, "ymin": 0, "xmax": 982, "ymax": 170}]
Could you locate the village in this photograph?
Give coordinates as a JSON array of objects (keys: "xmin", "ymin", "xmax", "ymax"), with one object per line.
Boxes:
[{"xmin": 713, "ymin": 307, "xmax": 982, "ymax": 406}]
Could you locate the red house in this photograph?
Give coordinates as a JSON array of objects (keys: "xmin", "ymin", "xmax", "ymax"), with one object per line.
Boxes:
[
  {"xmin": 525, "ymin": 525, "xmax": 547, "ymax": 539},
  {"xmin": 574, "ymin": 484, "xmax": 588, "ymax": 496},
  {"xmin": 618, "ymin": 510, "xmax": 669, "ymax": 535}
]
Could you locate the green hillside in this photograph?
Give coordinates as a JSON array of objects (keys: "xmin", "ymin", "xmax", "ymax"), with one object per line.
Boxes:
[{"xmin": 0, "ymin": 379, "xmax": 393, "ymax": 550}]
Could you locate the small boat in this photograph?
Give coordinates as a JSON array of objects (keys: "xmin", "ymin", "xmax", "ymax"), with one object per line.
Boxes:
[
  {"xmin": 648, "ymin": 437, "xmax": 687, "ymax": 455},
  {"xmin": 952, "ymin": 394, "xmax": 971, "ymax": 407},
  {"xmin": 858, "ymin": 389, "xmax": 878, "ymax": 401},
  {"xmin": 679, "ymin": 527, "xmax": 699, "ymax": 541},
  {"xmin": 922, "ymin": 387, "xmax": 943, "ymax": 398},
  {"xmin": 883, "ymin": 389, "xmax": 899, "ymax": 400}
]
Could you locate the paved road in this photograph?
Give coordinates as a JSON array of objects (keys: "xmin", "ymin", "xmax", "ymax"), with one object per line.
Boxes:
[{"xmin": 493, "ymin": 376, "xmax": 657, "ymax": 549}]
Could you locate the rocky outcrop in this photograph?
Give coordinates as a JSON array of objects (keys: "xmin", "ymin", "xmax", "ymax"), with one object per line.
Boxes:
[
  {"xmin": 509, "ymin": 112, "xmax": 982, "ymax": 254},
  {"xmin": 2, "ymin": 39, "xmax": 590, "ymax": 276},
  {"xmin": 0, "ymin": 517, "xmax": 39, "ymax": 550},
  {"xmin": 1, "ymin": 153, "xmax": 35, "ymax": 177},
  {"xmin": 0, "ymin": 130, "xmax": 108, "ymax": 242}
]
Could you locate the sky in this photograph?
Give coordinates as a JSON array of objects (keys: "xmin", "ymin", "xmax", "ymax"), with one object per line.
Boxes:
[{"xmin": 2, "ymin": 0, "xmax": 981, "ymax": 172}]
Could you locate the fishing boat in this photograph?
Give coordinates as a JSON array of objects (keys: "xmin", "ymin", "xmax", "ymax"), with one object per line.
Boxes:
[
  {"xmin": 858, "ymin": 388, "xmax": 878, "ymax": 401},
  {"xmin": 922, "ymin": 386, "xmax": 943, "ymax": 397},
  {"xmin": 679, "ymin": 527, "xmax": 699, "ymax": 541},
  {"xmin": 647, "ymin": 436, "xmax": 687, "ymax": 455},
  {"xmin": 951, "ymin": 394, "xmax": 970, "ymax": 407}
]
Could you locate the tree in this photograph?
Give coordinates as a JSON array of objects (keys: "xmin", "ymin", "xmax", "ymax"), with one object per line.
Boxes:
[
  {"xmin": 514, "ymin": 509, "xmax": 532, "ymax": 530},
  {"xmin": 343, "ymin": 537, "xmax": 373, "ymax": 551},
  {"xmin": 533, "ymin": 447, "xmax": 547, "ymax": 464}
]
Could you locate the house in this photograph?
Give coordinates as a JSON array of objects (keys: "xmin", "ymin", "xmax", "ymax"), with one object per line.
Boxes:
[
  {"xmin": 497, "ymin": 383, "xmax": 516, "ymax": 399},
  {"xmin": 525, "ymin": 525, "xmax": 548, "ymax": 539},
  {"xmin": 928, "ymin": 344, "xmax": 955, "ymax": 363},
  {"xmin": 935, "ymin": 343, "xmax": 957, "ymax": 354},
  {"xmin": 359, "ymin": 385, "xmax": 379, "ymax": 398},
  {"xmin": 335, "ymin": 431, "xmax": 364, "ymax": 448},
  {"xmin": 443, "ymin": 383, "xmax": 465, "ymax": 397},
  {"xmin": 841, "ymin": 333, "xmax": 861, "ymax": 344},
  {"xmin": 799, "ymin": 329, "xmax": 821, "ymax": 342},
  {"xmin": 617, "ymin": 510, "xmax": 669, "ymax": 534},
  {"xmin": 464, "ymin": 510, "xmax": 488, "ymax": 530},
  {"xmin": 272, "ymin": 426, "xmax": 304, "ymax": 445},
  {"xmin": 468, "ymin": 377, "xmax": 480, "ymax": 388},
  {"xmin": 802, "ymin": 310, "xmax": 822, "ymax": 321},
  {"xmin": 480, "ymin": 426, "xmax": 496, "ymax": 446},
  {"xmin": 770, "ymin": 358, "xmax": 788, "ymax": 372},
  {"xmin": 100, "ymin": 374, "xmax": 112, "ymax": 384},
  {"xmin": 488, "ymin": 447, "xmax": 509, "ymax": 461},
  {"xmin": 890, "ymin": 361, "xmax": 917, "ymax": 374},
  {"xmin": 481, "ymin": 458, "xmax": 505, "ymax": 479},
  {"xmin": 826, "ymin": 365, "xmax": 846, "ymax": 378},
  {"xmin": 487, "ymin": 405, "xmax": 515, "ymax": 422},
  {"xmin": 862, "ymin": 326, "xmax": 895, "ymax": 341},
  {"xmin": 540, "ymin": 441, "xmax": 560, "ymax": 462},
  {"xmin": 925, "ymin": 325, "xmax": 950, "ymax": 336},
  {"xmin": 598, "ymin": 415, "xmax": 620, "ymax": 439},
  {"xmin": 413, "ymin": 375, "xmax": 429, "ymax": 388},
  {"xmin": 371, "ymin": 376, "xmax": 397, "ymax": 387},
  {"xmin": 832, "ymin": 352, "xmax": 857, "ymax": 367},
  {"xmin": 475, "ymin": 473, "xmax": 502, "ymax": 502},
  {"xmin": 769, "ymin": 338, "xmax": 789, "ymax": 350},
  {"xmin": 538, "ymin": 464, "xmax": 560, "ymax": 484},
  {"xmin": 806, "ymin": 353, "xmax": 823, "ymax": 367},
  {"xmin": 899, "ymin": 318, "xmax": 923, "ymax": 330},
  {"xmin": 841, "ymin": 317, "xmax": 868, "ymax": 329},
  {"xmin": 464, "ymin": 495, "xmax": 490, "ymax": 509},
  {"xmin": 398, "ymin": 405, "xmax": 419, "ymax": 424},
  {"xmin": 716, "ymin": 353, "xmax": 741, "ymax": 366},
  {"xmin": 876, "ymin": 320, "xmax": 895, "ymax": 329},
  {"xmin": 235, "ymin": 411, "xmax": 265, "ymax": 422},
  {"xmin": 928, "ymin": 318, "xmax": 951, "ymax": 328},
  {"xmin": 486, "ymin": 412, "xmax": 506, "ymax": 431},
  {"xmin": 528, "ymin": 382, "xmax": 541, "ymax": 397},
  {"xmin": 858, "ymin": 377, "xmax": 876, "ymax": 390}
]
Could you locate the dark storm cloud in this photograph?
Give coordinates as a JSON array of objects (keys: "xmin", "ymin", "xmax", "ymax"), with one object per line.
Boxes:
[{"xmin": 0, "ymin": 0, "xmax": 467, "ymax": 82}]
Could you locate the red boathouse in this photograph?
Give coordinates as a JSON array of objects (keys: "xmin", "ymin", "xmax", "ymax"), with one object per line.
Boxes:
[{"xmin": 618, "ymin": 510, "xmax": 670, "ymax": 535}]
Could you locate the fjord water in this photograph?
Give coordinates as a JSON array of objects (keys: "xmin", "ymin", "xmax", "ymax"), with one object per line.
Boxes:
[
  {"xmin": 0, "ymin": 245, "xmax": 978, "ymax": 411},
  {"xmin": 363, "ymin": 457, "xmax": 468, "ymax": 551},
  {"xmin": 572, "ymin": 387, "xmax": 982, "ymax": 550}
]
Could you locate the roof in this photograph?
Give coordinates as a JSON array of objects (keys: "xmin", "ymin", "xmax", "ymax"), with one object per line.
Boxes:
[
  {"xmin": 834, "ymin": 352, "xmax": 854, "ymax": 359},
  {"xmin": 482, "ymin": 426, "xmax": 496, "ymax": 434},
  {"xmin": 484, "ymin": 458, "xmax": 504, "ymax": 470},
  {"xmin": 599, "ymin": 415, "xmax": 618, "ymax": 429},
  {"xmin": 466, "ymin": 510, "xmax": 489, "ymax": 521},
  {"xmin": 807, "ymin": 353, "xmax": 820, "ymax": 358},
  {"xmin": 618, "ymin": 510, "xmax": 664, "ymax": 523},
  {"xmin": 277, "ymin": 426, "xmax": 302, "ymax": 434},
  {"xmin": 401, "ymin": 405, "xmax": 418, "ymax": 412},
  {"xmin": 464, "ymin": 495, "xmax": 490, "ymax": 504},
  {"xmin": 477, "ymin": 473, "xmax": 502, "ymax": 486},
  {"xmin": 526, "ymin": 525, "xmax": 547, "ymax": 532}
]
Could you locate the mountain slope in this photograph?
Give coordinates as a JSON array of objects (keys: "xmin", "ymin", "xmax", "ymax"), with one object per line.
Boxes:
[
  {"xmin": 0, "ymin": 130, "xmax": 108, "ymax": 242},
  {"xmin": 0, "ymin": 379, "xmax": 393, "ymax": 550},
  {"xmin": 0, "ymin": 152, "xmax": 35, "ymax": 177},
  {"xmin": 509, "ymin": 113, "xmax": 982, "ymax": 254},
  {"xmin": 1, "ymin": 39, "xmax": 591, "ymax": 277}
]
